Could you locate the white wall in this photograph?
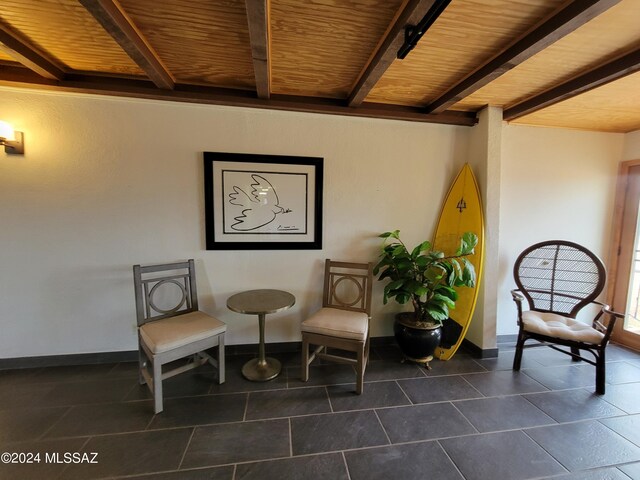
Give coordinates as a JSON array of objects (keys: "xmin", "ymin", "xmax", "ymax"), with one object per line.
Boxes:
[
  {"xmin": 0, "ymin": 86, "xmax": 470, "ymax": 358},
  {"xmin": 496, "ymin": 124, "xmax": 624, "ymax": 335},
  {"xmin": 2, "ymin": 85, "xmax": 630, "ymax": 358},
  {"xmin": 623, "ymin": 129, "xmax": 640, "ymax": 160}
]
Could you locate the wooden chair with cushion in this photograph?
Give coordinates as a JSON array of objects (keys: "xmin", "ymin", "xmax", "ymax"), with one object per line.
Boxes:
[
  {"xmin": 133, "ymin": 259, "xmax": 226, "ymax": 413},
  {"xmin": 301, "ymin": 259, "xmax": 373, "ymax": 394},
  {"xmin": 512, "ymin": 240, "xmax": 622, "ymax": 394}
]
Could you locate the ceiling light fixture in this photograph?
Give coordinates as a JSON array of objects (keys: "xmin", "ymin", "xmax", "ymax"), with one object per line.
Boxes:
[
  {"xmin": 0, "ymin": 120, "xmax": 24, "ymax": 154},
  {"xmin": 397, "ymin": 0, "xmax": 451, "ymax": 60}
]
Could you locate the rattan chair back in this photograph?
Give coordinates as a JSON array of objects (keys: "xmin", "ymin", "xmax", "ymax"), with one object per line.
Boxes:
[{"xmin": 513, "ymin": 240, "xmax": 606, "ymax": 319}]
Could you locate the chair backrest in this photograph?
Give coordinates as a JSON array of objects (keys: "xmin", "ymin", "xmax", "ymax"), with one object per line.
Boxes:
[
  {"xmin": 513, "ymin": 240, "xmax": 606, "ymax": 318},
  {"xmin": 322, "ymin": 259, "xmax": 373, "ymax": 315},
  {"xmin": 133, "ymin": 259, "xmax": 199, "ymax": 326}
]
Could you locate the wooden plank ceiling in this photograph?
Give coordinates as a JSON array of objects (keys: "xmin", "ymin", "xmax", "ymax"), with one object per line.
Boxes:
[{"xmin": 0, "ymin": 0, "xmax": 639, "ymax": 132}]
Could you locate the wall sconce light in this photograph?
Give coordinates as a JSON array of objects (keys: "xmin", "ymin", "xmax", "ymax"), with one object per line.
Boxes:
[{"xmin": 0, "ymin": 120, "xmax": 25, "ymax": 154}]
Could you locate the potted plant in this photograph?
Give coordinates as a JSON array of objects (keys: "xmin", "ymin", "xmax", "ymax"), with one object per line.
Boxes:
[{"xmin": 374, "ymin": 230, "xmax": 478, "ymax": 366}]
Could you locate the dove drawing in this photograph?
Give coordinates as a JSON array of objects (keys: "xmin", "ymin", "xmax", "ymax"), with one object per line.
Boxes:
[{"xmin": 228, "ymin": 174, "xmax": 285, "ymax": 231}]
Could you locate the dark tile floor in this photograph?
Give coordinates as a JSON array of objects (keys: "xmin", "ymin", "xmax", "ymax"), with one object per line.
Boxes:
[{"xmin": 3, "ymin": 342, "xmax": 640, "ymax": 479}]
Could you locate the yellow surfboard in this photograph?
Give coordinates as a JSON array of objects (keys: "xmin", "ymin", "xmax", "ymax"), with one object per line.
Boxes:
[{"xmin": 433, "ymin": 164, "xmax": 484, "ymax": 361}]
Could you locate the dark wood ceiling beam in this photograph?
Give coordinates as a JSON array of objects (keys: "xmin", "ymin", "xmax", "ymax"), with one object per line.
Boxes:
[
  {"xmin": 0, "ymin": 23, "xmax": 64, "ymax": 80},
  {"xmin": 0, "ymin": 65, "xmax": 477, "ymax": 126},
  {"xmin": 79, "ymin": 0, "xmax": 174, "ymax": 90},
  {"xmin": 348, "ymin": 0, "xmax": 440, "ymax": 107},
  {"xmin": 245, "ymin": 0, "xmax": 271, "ymax": 99},
  {"xmin": 504, "ymin": 47, "xmax": 640, "ymax": 121},
  {"xmin": 425, "ymin": 0, "xmax": 622, "ymax": 114}
]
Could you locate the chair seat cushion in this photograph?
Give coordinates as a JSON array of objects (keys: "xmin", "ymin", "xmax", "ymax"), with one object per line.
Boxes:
[
  {"xmin": 301, "ymin": 307, "xmax": 368, "ymax": 341},
  {"xmin": 140, "ymin": 311, "xmax": 226, "ymax": 354},
  {"xmin": 521, "ymin": 310, "xmax": 604, "ymax": 345}
]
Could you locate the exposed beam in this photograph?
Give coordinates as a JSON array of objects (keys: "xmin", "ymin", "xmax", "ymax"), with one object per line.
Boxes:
[
  {"xmin": 0, "ymin": 23, "xmax": 64, "ymax": 80},
  {"xmin": 0, "ymin": 65, "xmax": 477, "ymax": 126},
  {"xmin": 504, "ymin": 47, "xmax": 640, "ymax": 121},
  {"xmin": 425, "ymin": 0, "xmax": 622, "ymax": 114},
  {"xmin": 396, "ymin": 0, "xmax": 451, "ymax": 60},
  {"xmin": 245, "ymin": 0, "xmax": 271, "ymax": 99},
  {"xmin": 79, "ymin": 0, "xmax": 174, "ymax": 90},
  {"xmin": 348, "ymin": 0, "xmax": 440, "ymax": 107}
]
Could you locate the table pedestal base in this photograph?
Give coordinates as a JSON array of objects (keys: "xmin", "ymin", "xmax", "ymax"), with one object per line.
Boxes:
[{"xmin": 242, "ymin": 357, "xmax": 282, "ymax": 382}]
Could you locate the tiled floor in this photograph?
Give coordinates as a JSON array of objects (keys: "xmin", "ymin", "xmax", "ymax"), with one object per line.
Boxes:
[{"xmin": 3, "ymin": 343, "xmax": 640, "ymax": 479}]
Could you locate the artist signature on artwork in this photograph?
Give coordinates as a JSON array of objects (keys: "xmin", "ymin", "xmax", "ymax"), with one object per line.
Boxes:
[{"xmin": 278, "ymin": 225, "xmax": 299, "ymax": 231}]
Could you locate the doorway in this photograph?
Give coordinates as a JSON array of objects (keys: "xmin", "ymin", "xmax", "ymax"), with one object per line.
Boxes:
[{"xmin": 610, "ymin": 160, "xmax": 640, "ymax": 350}]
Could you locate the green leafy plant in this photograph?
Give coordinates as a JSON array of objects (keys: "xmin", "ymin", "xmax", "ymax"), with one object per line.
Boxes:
[{"xmin": 374, "ymin": 230, "xmax": 478, "ymax": 327}]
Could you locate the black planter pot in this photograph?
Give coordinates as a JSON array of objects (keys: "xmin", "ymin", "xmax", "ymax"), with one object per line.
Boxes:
[{"xmin": 394, "ymin": 312, "xmax": 442, "ymax": 366}]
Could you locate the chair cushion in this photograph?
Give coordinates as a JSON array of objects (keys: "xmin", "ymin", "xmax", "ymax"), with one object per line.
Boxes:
[
  {"xmin": 140, "ymin": 311, "xmax": 226, "ymax": 354},
  {"xmin": 301, "ymin": 307, "xmax": 368, "ymax": 341},
  {"xmin": 521, "ymin": 310, "xmax": 604, "ymax": 345}
]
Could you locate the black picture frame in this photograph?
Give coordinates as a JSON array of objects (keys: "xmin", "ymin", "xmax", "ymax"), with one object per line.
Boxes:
[{"xmin": 204, "ymin": 152, "xmax": 323, "ymax": 250}]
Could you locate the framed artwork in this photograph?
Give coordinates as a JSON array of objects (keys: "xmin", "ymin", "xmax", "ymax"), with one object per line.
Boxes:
[{"xmin": 204, "ymin": 152, "xmax": 323, "ymax": 250}]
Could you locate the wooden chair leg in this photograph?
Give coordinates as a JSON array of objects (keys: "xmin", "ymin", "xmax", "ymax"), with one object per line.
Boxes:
[
  {"xmin": 138, "ymin": 351, "xmax": 146, "ymax": 385},
  {"xmin": 152, "ymin": 360, "xmax": 163, "ymax": 414},
  {"xmin": 356, "ymin": 343, "xmax": 365, "ymax": 395},
  {"xmin": 570, "ymin": 346, "xmax": 582, "ymax": 361},
  {"xmin": 301, "ymin": 336, "xmax": 310, "ymax": 382},
  {"xmin": 218, "ymin": 335, "xmax": 225, "ymax": 384},
  {"xmin": 513, "ymin": 332, "xmax": 526, "ymax": 371},
  {"xmin": 596, "ymin": 349, "xmax": 606, "ymax": 394},
  {"xmin": 365, "ymin": 337, "xmax": 370, "ymax": 365}
]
